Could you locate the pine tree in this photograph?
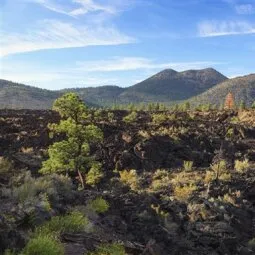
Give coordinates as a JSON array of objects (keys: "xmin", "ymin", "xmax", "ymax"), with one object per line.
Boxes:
[{"xmin": 40, "ymin": 93, "xmax": 103, "ymax": 189}]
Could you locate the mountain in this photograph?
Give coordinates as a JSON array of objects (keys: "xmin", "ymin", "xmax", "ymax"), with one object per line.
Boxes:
[
  {"xmin": 117, "ymin": 68, "xmax": 228, "ymax": 104},
  {"xmin": 191, "ymin": 74, "xmax": 255, "ymax": 106},
  {"xmin": 0, "ymin": 79, "xmax": 61, "ymax": 109},
  {"xmin": 2, "ymin": 68, "xmax": 253, "ymax": 109},
  {"xmin": 62, "ymin": 86, "xmax": 125, "ymax": 107}
]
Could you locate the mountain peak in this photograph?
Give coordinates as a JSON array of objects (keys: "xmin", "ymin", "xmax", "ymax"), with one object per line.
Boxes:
[{"xmin": 151, "ymin": 69, "xmax": 178, "ymax": 80}]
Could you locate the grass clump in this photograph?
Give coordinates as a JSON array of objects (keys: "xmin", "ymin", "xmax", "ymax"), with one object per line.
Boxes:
[
  {"xmin": 87, "ymin": 243, "xmax": 126, "ymax": 255},
  {"xmin": 183, "ymin": 161, "xmax": 193, "ymax": 172},
  {"xmin": 151, "ymin": 113, "xmax": 168, "ymax": 124},
  {"xmin": 235, "ymin": 159, "xmax": 249, "ymax": 173},
  {"xmin": 35, "ymin": 211, "xmax": 89, "ymax": 237},
  {"xmin": 205, "ymin": 160, "xmax": 232, "ymax": 183},
  {"xmin": 119, "ymin": 169, "xmax": 138, "ymax": 190},
  {"xmin": 173, "ymin": 184, "xmax": 197, "ymax": 202},
  {"xmin": 87, "ymin": 197, "xmax": 109, "ymax": 213},
  {"xmin": 123, "ymin": 111, "xmax": 137, "ymax": 123},
  {"xmin": 150, "ymin": 169, "xmax": 171, "ymax": 191},
  {"xmin": 12, "ymin": 172, "xmax": 73, "ymax": 205},
  {"xmin": 22, "ymin": 234, "xmax": 64, "ymax": 255}
]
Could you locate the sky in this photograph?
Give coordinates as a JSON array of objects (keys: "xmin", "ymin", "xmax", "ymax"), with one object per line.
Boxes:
[{"xmin": 0, "ymin": 0, "xmax": 255, "ymax": 90}]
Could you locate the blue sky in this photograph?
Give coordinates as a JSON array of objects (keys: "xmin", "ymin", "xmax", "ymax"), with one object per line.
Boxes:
[{"xmin": 0, "ymin": 0, "xmax": 255, "ymax": 90}]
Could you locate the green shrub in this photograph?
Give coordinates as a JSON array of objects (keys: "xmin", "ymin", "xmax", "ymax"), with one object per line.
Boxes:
[
  {"xmin": 22, "ymin": 234, "xmax": 64, "ymax": 255},
  {"xmin": 87, "ymin": 197, "xmax": 109, "ymax": 214},
  {"xmin": 36, "ymin": 211, "xmax": 89, "ymax": 237},
  {"xmin": 85, "ymin": 163, "xmax": 103, "ymax": 186},
  {"xmin": 123, "ymin": 111, "xmax": 137, "ymax": 123},
  {"xmin": 230, "ymin": 116, "xmax": 239, "ymax": 124},
  {"xmin": 226, "ymin": 128, "xmax": 234, "ymax": 139},
  {"xmin": 87, "ymin": 243, "xmax": 126, "ymax": 255},
  {"xmin": 13, "ymin": 173, "xmax": 73, "ymax": 204}
]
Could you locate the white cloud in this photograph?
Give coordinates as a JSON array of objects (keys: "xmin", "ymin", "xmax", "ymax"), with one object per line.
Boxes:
[
  {"xmin": 25, "ymin": 0, "xmax": 118, "ymax": 17},
  {"xmin": 198, "ymin": 20, "xmax": 255, "ymax": 37},
  {"xmin": 76, "ymin": 57, "xmax": 224, "ymax": 72},
  {"xmin": 235, "ymin": 4, "xmax": 255, "ymax": 14},
  {"xmin": 28, "ymin": 0, "xmax": 75, "ymax": 16},
  {"xmin": 70, "ymin": 0, "xmax": 116, "ymax": 16},
  {"xmin": 0, "ymin": 20, "xmax": 135, "ymax": 57}
]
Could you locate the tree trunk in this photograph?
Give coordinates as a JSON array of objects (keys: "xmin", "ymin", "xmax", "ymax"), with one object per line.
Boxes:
[{"xmin": 77, "ymin": 169, "xmax": 84, "ymax": 189}]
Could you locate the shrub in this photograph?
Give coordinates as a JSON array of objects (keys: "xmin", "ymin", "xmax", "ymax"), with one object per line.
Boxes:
[
  {"xmin": 211, "ymin": 160, "xmax": 229, "ymax": 181},
  {"xmin": 151, "ymin": 113, "xmax": 168, "ymax": 124},
  {"xmin": 12, "ymin": 173, "xmax": 73, "ymax": 204},
  {"xmin": 171, "ymin": 171, "xmax": 202, "ymax": 186},
  {"xmin": 235, "ymin": 159, "xmax": 249, "ymax": 173},
  {"xmin": 205, "ymin": 161, "xmax": 231, "ymax": 183},
  {"xmin": 150, "ymin": 169, "xmax": 171, "ymax": 191},
  {"xmin": 204, "ymin": 170, "xmax": 215, "ymax": 184},
  {"xmin": 87, "ymin": 197, "xmax": 109, "ymax": 214},
  {"xmin": 226, "ymin": 128, "xmax": 234, "ymax": 138},
  {"xmin": 183, "ymin": 161, "xmax": 193, "ymax": 172},
  {"xmin": 248, "ymin": 238, "xmax": 255, "ymax": 251},
  {"xmin": 222, "ymin": 193, "xmax": 236, "ymax": 206},
  {"xmin": 123, "ymin": 111, "xmax": 137, "ymax": 123},
  {"xmin": 119, "ymin": 169, "xmax": 138, "ymax": 190},
  {"xmin": 107, "ymin": 112, "xmax": 114, "ymax": 122},
  {"xmin": 22, "ymin": 234, "xmax": 64, "ymax": 255},
  {"xmin": 230, "ymin": 116, "xmax": 239, "ymax": 124},
  {"xmin": 173, "ymin": 184, "xmax": 196, "ymax": 202},
  {"xmin": 35, "ymin": 211, "xmax": 89, "ymax": 237},
  {"xmin": 0, "ymin": 157, "xmax": 13, "ymax": 174},
  {"xmin": 87, "ymin": 243, "xmax": 126, "ymax": 255},
  {"xmin": 85, "ymin": 163, "xmax": 103, "ymax": 186}
]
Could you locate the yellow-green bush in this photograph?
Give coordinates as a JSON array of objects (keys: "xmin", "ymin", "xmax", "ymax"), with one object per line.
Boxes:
[
  {"xmin": 210, "ymin": 160, "xmax": 230, "ymax": 181},
  {"xmin": 87, "ymin": 197, "xmax": 109, "ymax": 214},
  {"xmin": 183, "ymin": 161, "xmax": 193, "ymax": 172},
  {"xmin": 173, "ymin": 184, "xmax": 197, "ymax": 202},
  {"xmin": 87, "ymin": 243, "xmax": 126, "ymax": 255},
  {"xmin": 123, "ymin": 111, "xmax": 137, "ymax": 123},
  {"xmin": 22, "ymin": 234, "xmax": 64, "ymax": 255},
  {"xmin": 150, "ymin": 169, "xmax": 171, "ymax": 191},
  {"xmin": 151, "ymin": 113, "xmax": 168, "ymax": 124},
  {"xmin": 119, "ymin": 169, "xmax": 138, "ymax": 190},
  {"xmin": 235, "ymin": 159, "xmax": 249, "ymax": 173},
  {"xmin": 35, "ymin": 211, "xmax": 89, "ymax": 237},
  {"xmin": 86, "ymin": 163, "xmax": 103, "ymax": 186}
]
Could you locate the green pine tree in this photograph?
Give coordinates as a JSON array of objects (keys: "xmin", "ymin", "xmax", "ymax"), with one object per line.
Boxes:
[{"xmin": 40, "ymin": 93, "xmax": 103, "ymax": 189}]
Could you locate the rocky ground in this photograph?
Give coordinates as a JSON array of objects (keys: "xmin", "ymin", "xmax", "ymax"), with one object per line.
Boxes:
[{"xmin": 0, "ymin": 109, "xmax": 255, "ymax": 255}]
